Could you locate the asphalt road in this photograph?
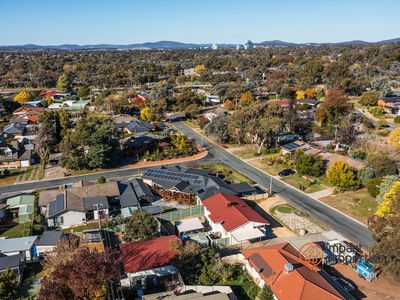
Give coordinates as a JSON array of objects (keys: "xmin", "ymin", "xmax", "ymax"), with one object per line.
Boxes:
[
  {"xmin": 173, "ymin": 121, "xmax": 375, "ymax": 249},
  {"xmin": 0, "ymin": 167, "xmax": 148, "ymax": 196}
]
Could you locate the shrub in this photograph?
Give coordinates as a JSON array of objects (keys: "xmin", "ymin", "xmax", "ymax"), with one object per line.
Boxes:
[
  {"xmin": 365, "ymin": 178, "xmax": 382, "ymax": 197},
  {"xmin": 394, "ymin": 116, "xmax": 400, "ymax": 124},
  {"xmin": 97, "ymin": 176, "xmax": 106, "ymax": 184}
]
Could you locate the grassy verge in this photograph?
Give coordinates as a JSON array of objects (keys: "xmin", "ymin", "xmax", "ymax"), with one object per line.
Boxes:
[
  {"xmin": 199, "ymin": 163, "xmax": 254, "ymax": 184},
  {"xmin": 231, "ymin": 145, "xmax": 259, "ymax": 159},
  {"xmin": 319, "ymin": 189, "xmax": 378, "ymax": 224},
  {"xmin": 68, "ymin": 167, "xmax": 118, "ymax": 176},
  {"xmin": 184, "ymin": 119, "xmax": 200, "ymax": 129}
]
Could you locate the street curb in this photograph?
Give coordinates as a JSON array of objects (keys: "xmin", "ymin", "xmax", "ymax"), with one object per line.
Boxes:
[{"xmin": 178, "ymin": 122, "xmax": 369, "ymax": 229}]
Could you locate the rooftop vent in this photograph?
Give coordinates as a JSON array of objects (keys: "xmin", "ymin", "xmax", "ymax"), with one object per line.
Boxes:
[{"xmin": 284, "ymin": 263, "xmax": 294, "ymax": 273}]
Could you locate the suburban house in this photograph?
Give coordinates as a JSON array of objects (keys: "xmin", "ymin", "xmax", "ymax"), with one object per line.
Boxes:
[
  {"xmin": 2, "ymin": 122, "xmax": 26, "ymax": 136},
  {"xmin": 6, "ymin": 194, "xmax": 35, "ymax": 223},
  {"xmin": 0, "ymin": 236, "xmax": 38, "ymax": 262},
  {"xmin": 39, "ymin": 90, "xmax": 71, "ymax": 101},
  {"xmin": 120, "ymin": 135, "xmax": 159, "ymax": 156},
  {"xmin": 143, "ymin": 166, "xmax": 256, "ymax": 205},
  {"xmin": 41, "ymin": 180, "xmax": 156, "ymax": 228},
  {"xmin": 0, "ymin": 254, "xmax": 24, "ymax": 285},
  {"xmin": 113, "ymin": 120, "xmax": 155, "ymax": 135},
  {"xmin": 377, "ymin": 96, "xmax": 400, "ymax": 107},
  {"xmin": 205, "ymin": 95, "xmax": 221, "ymax": 105},
  {"xmin": 243, "ymin": 243, "xmax": 355, "ymax": 300},
  {"xmin": 119, "ymin": 178, "xmax": 155, "ymax": 217},
  {"xmin": 42, "ymin": 182, "xmax": 121, "ymax": 228},
  {"xmin": 143, "ymin": 287, "xmax": 236, "ymax": 300},
  {"xmin": 202, "ymin": 193, "xmax": 269, "ymax": 245},
  {"xmin": 36, "ymin": 230, "xmax": 64, "ymax": 256},
  {"xmin": 48, "ymin": 100, "xmax": 90, "ymax": 111},
  {"xmin": 0, "ymin": 139, "xmax": 32, "ymax": 169},
  {"xmin": 297, "ymin": 98, "xmax": 319, "ymax": 109},
  {"xmin": 120, "ymin": 235, "xmax": 182, "ymax": 290}
]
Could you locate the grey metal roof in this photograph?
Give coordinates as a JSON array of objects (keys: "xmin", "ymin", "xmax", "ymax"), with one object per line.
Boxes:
[
  {"xmin": 0, "ymin": 254, "xmax": 21, "ymax": 271},
  {"xmin": 0, "ymin": 236, "xmax": 38, "ymax": 253},
  {"xmin": 118, "ymin": 182, "xmax": 140, "ymax": 208},
  {"xmin": 131, "ymin": 178, "xmax": 153, "ymax": 198},
  {"xmin": 229, "ymin": 183, "xmax": 257, "ymax": 194},
  {"xmin": 37, "ymin": 230, "xmax": 63, "ymax": 246},
  {"xmin": 83, "ymin": 196, "xmax": 109, "ymax": 211}
]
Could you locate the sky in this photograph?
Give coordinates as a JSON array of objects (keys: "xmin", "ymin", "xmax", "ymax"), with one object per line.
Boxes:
[{"xmin": 1, "ymin": 0, "xmax": 400, "ymax": 45}]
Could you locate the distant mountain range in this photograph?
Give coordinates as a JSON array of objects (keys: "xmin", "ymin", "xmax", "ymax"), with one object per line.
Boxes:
[{"xmin": 1, "ymin": 38, "xmax": 400, "ymax": 50}]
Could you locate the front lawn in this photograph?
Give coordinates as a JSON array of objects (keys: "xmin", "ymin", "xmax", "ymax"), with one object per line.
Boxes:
[
  {"xmin": 320, "ymin": 189, "xmax": 378, "ymax": 223},
  {"xmin": 281, "ymin": 173, "xmax": 328, "ymax": 194},
  {"xmin": 199, "ymin": 163, "xmax": 254, "ymax": 184}
]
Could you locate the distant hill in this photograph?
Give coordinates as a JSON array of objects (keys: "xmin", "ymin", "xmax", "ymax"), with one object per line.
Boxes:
[{"xmin": 1, "ymin": 38, "xmax": 399, "ymax": 50}]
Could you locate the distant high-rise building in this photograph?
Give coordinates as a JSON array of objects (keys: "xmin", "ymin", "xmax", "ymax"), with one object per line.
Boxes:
[
  {"xmin": 236, "ymin": 44, "xmax": 242, "ymax": 50},
  {"xmin": 211, "ymin": 43, "xmax": 218, "ymax": 50},
  {"xmin": 244, "ymin": 40, "xmax": 254, "ymax": 49}
]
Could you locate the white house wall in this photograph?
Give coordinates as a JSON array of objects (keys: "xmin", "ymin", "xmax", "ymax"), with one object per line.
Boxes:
[{"xmin": 57, "ymin": 211, "xmax": 86, "ymax": 228}]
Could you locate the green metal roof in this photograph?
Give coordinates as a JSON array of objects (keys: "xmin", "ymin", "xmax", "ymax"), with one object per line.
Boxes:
[{"xmin": 6, "ymin": 195, "xmax": 35, "ymax": 208}]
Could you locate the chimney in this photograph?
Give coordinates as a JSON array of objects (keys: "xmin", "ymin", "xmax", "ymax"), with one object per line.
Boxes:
[
  {"xmin": 226, "ymin": 201, "xmax": 232, "ymax": 207},
  {"xmin": 284, "ymin": 263, "xmax": 294, "ymax": 273}
]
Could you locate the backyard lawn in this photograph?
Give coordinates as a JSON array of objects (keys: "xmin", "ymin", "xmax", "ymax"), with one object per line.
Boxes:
[
  {"xmin": 0, "ymin": 221, "xmax": 31, "ymax": 238},
  {"xmin": 320, "ymin": 189, "xmax": 378, "ymax": 224}
]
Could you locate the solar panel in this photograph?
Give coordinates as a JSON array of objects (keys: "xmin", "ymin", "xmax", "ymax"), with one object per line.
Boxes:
[{"xmin": 48, "ymin": 194, "xmax": 65, "ymax": 217}]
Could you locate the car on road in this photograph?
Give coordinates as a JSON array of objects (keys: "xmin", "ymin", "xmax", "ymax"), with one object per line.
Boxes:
[
  {"xmin": 278, "ymin": 169, "xmax": 296, "ymax": 177},
  {"xmin": 332, "ymin": 276, "xmax": 356, "ymax": 294}
]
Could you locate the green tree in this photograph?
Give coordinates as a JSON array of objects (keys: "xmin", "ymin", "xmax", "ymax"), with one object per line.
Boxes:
[
  {"xmin": 258, "ymin": 285, "xmax": 274, "ymax": 300},
  {"xmin": 77, "ymin": 86, "xmax": 90, "ymax": 99},
  {"xmin": 204, "ymin": 115, "xmax": 230, "ymax": 143},
  {"xmin": 0, "ymin": 269, "xmax": 18, "ymax": 300},
  {"xmin": 123, "ymin": 210, "xmax": 159, "ymax": 242},
  {"xmin": 60, "ymin": 114, "xmax": 118, "ymax": 170},
  {"xmin": 359, "ymin": 91, "xmax": 379, "ymax": 107},
  {"xmin": 326, "ymin": 160, "xmax": 360, "ymax": 192},
  {"xmin": 367, "ymin": 153, "xmax": 397, "ymax": 177},
  {"xmin": 294, "ymin": 150, "xmax": 325, "ymax": 177},
  {"xmin": 57, "ymin": 74, "xmax": 72, "ymax": 92}
]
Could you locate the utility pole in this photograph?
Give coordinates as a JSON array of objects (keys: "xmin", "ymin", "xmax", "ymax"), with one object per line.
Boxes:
[{"xmin": 269, "ymin": 175, "xmax": 273, "ymax": 197}]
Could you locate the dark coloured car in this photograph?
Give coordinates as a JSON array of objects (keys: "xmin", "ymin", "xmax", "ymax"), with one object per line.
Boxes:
[
  {"xmin": 332, "ymin": 277, "xmax": 356, "ymax": 294},
  {"xmin": 278, "ymin": 169, "xmax": 295, "ymax": 177}
]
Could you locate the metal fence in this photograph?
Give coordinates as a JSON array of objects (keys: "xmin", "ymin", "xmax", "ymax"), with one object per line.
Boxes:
[{"xmin": 156, "ymin": 205, "xmax": 204, "ymax": 222}]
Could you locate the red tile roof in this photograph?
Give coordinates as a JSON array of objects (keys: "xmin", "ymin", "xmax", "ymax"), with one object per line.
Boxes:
[
  {"xmin": 243, "ymin": 243, "xmax": 345, "ymax": 300},
  {"xmin": 202, "ymin": 193, "xmax": 269, "ymax": 232},
  {"xmin": 121, "ymin": 235, "xmax": 181, "ymax": 273}
]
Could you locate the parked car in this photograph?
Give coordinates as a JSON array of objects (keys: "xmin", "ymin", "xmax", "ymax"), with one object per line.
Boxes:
[
  {"xmin": 332, "ymin": 277, "xmax": 356, "ymax": 294},
  {"xmin": 278, "ymin": 169, "xmax": 295, "ymax": 177}
]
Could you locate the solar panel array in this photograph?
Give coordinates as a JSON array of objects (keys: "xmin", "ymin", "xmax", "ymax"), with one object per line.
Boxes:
[
  {"xmin": 283, "ymin": 142, "xmax": 300, "ymax": 150},
  {"xmin": 145, "ymin": 169, "xmax": 204, "ymax": 185},
  {"xmin": 48, "ymin": 194, "xmax": 65, "ymax": 217}
]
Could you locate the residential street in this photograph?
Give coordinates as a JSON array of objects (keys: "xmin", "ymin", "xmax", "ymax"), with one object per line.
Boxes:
[{"xmin": 173, "ymin": 121, "xmax": 375, "ymax": 249}]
